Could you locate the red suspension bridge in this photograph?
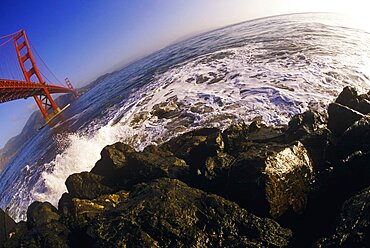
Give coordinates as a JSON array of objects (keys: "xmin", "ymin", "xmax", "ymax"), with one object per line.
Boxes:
[{"xmin": 0, "ymin": 29, "xmax": 78, "ymax": 123}]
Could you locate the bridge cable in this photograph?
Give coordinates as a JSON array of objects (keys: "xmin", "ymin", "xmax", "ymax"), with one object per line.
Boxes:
[
  {"xmin": 29, "ymin": 41, "xmax": 65, "ymax": 87},
  {"xmin": 0, "ymin": 30, "xmax": 21, "ymax": 40}
]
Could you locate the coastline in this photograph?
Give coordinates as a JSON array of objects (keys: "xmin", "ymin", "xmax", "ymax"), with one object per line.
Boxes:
[{"xmin": 2, "ymin": 86, "xmax": 370, "ymax": 247}]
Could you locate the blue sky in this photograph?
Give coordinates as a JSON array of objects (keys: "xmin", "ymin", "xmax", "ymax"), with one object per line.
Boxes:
[{"xmin": 0, "ymin": 0, "xmax": 368, "ymax": 148}]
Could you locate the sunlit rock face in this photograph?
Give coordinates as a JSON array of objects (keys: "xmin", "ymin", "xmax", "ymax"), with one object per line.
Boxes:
[
  {"xmin": 264, "ymin": 141, "xmax": 314, "ymax": 218},
  {"xmin": 227, "ymin": 141, "xmax": 315, "ymax": 219}
]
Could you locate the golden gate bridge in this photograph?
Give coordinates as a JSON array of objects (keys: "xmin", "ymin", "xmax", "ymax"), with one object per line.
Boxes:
[{"xmin": 0, "ymin": 29, "xmax": 78, "ymax": 123}]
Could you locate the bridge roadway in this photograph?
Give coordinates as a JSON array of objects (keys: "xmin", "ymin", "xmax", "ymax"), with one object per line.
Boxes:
[{"xmin": 0, "ymin": 79, "xmax": 74, "ymax": 103}]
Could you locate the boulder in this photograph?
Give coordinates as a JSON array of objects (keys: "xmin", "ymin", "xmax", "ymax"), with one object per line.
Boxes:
[
  {"xmin": 0, "ymin": 208, "xmax": 16, "ymax": 246},
  {"xmin": 160, "ymin": 127, "xmax": 223, "ymax": 167},
  {"xmin": 315, "ymin": 186, "xmax": 370, "ymax": 247},
  {"xmin": 85, "ymin": 178, "xmax": 292, "ymax": 247},
  {"xmin": 335, "ymin": 86, "xmax": 370, "ymax": 114},
  {"xmin": 222, "ymin": 122, "xmax": 249, "ymax": 155},
  {"xmin": 285, "ymin": 111, "xmax": 330, "ymax": 169},
  {"xmin": 65, "ymin": 172, "xmax": 114, "ymax": 199},
  {"xmin": 91, "ymin": 142, "xmax": 188, "ymax": 189},
  {"xmin": 5, "ymin": 202, "xmax": 70, "ymax": 248},
  {"xmin": 59, "ymin": 191, "xmax": 129, "ymax": 230},
  {"xmin": 27, "ymin": 202, "xmax": 60, "ymax": 228},
  {"xmin": 327, "ymin": 103, "xmax": 364, "ymax": 137},
  {"xmin": 333, "ymin": 117, "xmax": 370, "ymax": 160},
  {"xmin": 91, "ymin": 142, "xmax": 135, "ymax": 179},
  {"xmin": 335, "ymin": 86, "xmax": 359, "ymax": 110},
  {"xmin": 227, "ymin": 141, "xmax": 314, "ymax": 218}
]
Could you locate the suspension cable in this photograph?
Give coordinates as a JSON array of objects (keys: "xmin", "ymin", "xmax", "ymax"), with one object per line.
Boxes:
[
  {"xmin": 29, "ymin": 40, "xmax": 64, "ymax": 86},
  {"xmin": 0, "ymin": 29, "xmax": 22, "ymax": 40}
]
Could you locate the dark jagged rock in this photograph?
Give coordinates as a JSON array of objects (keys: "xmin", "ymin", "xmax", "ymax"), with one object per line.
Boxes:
[
  {"xmin": 85, "ymin": 178, "xmax": 292, "ymax": 247},
  {"xmin": 246, "ymin": 119, "xmax": 285, "ymax": 142},
  {"xmin": 65, "ymin": 172, "xmax": 114, "ymax": 200},
  {"xmin": 91, "ymin": 142, "xmax": 188, "ymax": 190},
  {"xmin": 160, "ymin": 127, "xmax": 222, "ymax": 164},
  {"xmin": 335, "ymin": 86, "xmax": 359, "ymax": 110},
  {"xmin": 285, "ymin": 111, "xmax": 330, "ymax": 169},
  {"xmin": 5, "ymin": 202, "xmax": 70, "ymax": 248},
  {"xmin": 59, "ymin": 191, "xmax": 129, "ymax": 230},
  {"xmin": 0, "ymin": 208, "xmax": 16, "ymax": 246},
  {"xmin": 335, "ymin": 86, "xmax": 370, "ymax": 114},
  {"xmin": 227, "ymin": 141, "xmax": 314, "ymax": 218},
  {"xmin": 315, "ymin": 186, "xmax": 370, "ymax": 247},
  {"xmin": 222, "ymin": 122, "xmax": 249, "ymax": 155},
  {"xmin": 327, "ymin": 103, "xmax": 364, "ymax": 136},
  {"xmin": 333, "ymin": 117, "xmax": 370, "ymax": 160},
  {"xmin": 27, "ymin": 202, "xmax": 60, "ymax": 228},
  {"xmin": 91, "ymin": 142, "xmax": 135, "ymax": 179}
]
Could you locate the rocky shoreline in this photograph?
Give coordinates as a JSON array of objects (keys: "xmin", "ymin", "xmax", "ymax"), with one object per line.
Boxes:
[{"xmin": 2, "ymin": 86, "xmax": 370, "ymax": 247}]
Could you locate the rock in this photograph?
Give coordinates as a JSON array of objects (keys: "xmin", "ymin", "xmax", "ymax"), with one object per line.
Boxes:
[
  {"xmin": 358, "ymin": 98, "xmax": 370, "ymax": 114},
  {"xmin": 286, "ymin": 111, "xmax": 330, "ymax": 169},
  {"xmin": 160, "ymin": 128, "xmax": 232, "ymax": 194},
  {"xmin": 4, "ymin": 223, "xmax": 70, "ymax": 248},
  {"xmin": 227, "ymin": 141, "xmax": 314, "ymax": 218},
  {"xmin": 160, "ymin": 128, "xmax": 223, "ymax": 172},
  {"xmin": 333, "ymin": 117, "xmax": 370, "ymax": 160},
  {"xmin": 91, "ymin": 142, "xmax": 188, "ymax": 190},
  {"xmin": 65, "ymin": 172, "xmax": 114, "ymax": 199},
  {"xmin": 59, "ymin": 191, "xmax": 129, "ymax": 230},
  {"xmin": 222, "ymin": 122, "xmax": 249, "ymax": 155},
  {"xmin": 91, "ymin": 142, "xmax": 135, "ymax": 180},
  {"xmin": 334, "ymin": 86, "xmax": 370, "ymax": 115},
  {"xmin": 327, "ymin": 103, "xmax": 364, "ymax": 136},
  {"xmin": 85, "ymin": 178, "xmax": 292, "ymax": 247},
  {"xmin": 3, "ymin": 221, "xmax": 28, "ymax": 248},
  {"xmin": 335, "ymin": 86, "xmax": 359, "ymax": 110},
  {"xmin": 151, "ymin": 98, "xmax": 180, "ymax": 119},
  {"xmin": 247, "ymin": 119, "xmax": 285, "ymax": 142},
  {"xmin": 315, "ymin": 186, "xmax": 370, "ymax": 247},
  {"xmin": 0, "ymin": 208, "xmax": 16, "ymax": 246},
  {"xmin": 5, "ymin": 202, "xmax": 70, "ymax": 248},
  {"xmin": 27, "ymin": 202, "xmax": 60, "ymax": 228}
]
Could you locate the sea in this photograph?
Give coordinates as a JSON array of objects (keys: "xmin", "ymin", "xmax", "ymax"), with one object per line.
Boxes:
[{"xmin": 1, "ymin": 13, "xmax": 370, "ymax": 221}]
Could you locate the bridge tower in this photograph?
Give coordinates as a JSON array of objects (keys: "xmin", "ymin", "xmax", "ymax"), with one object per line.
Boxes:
[
  {"xmin": 13, "ymin": 29, "xmax": 61, "ymax": 122},
  {"xmin": 65, "ymin": 77, "xmax": 79, "ymax": 98}
]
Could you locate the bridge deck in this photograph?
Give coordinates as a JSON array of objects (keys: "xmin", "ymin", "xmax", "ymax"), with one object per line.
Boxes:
[{"xmin": 0, "ymin": 79, "xmax": 73, "ymax": 103}]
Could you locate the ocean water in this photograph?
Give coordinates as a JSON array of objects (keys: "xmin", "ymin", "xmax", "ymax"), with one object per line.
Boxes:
[{"xmin": 1, "ymin": 13, "xmax": 370, "ymax": 221}]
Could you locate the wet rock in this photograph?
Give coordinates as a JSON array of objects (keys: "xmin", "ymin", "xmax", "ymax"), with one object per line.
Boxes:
[
  {"xmin": 190, "ymin": 102, "xmax": 214, "ymax": 114},
  {"xmin": 286, "ymin": 111, "xmax": 330, "ymax": 169},
  {"xmin": 27, "ymin": 202, "xmax": 60, "ymax": 228},
  {"xmin": 335, "ymin": 86, "xmax": 359, "ymax": 110},
  {"xmin": 222, "ymin": 122, "xmax": 249, "ymax": 155},
  {"xmin": 334, "ymin": 86, "xmax": 370, "ymax": 115},
  {"xmin": 0, "ymin": 208, "xmax": 16, "ymax": 246},
  {"xmin": 247, "ymin": 119, "xmax": 285, "ymax": 142},
  {"xmin": 195, "ymin": 74, "xmax": 209, "ymax": 84},
  {"xmin": 327, "ymin": 103, "xmax": 364, "ymax": 136},
  {"xmin": 85, "ymin": 178, "xmax": 292, "ymax": 247},
  {"xmin": 315, "ymin": 186, "xmax": 370, "ymax": 247},
  {"xmin": 65, "ymin": 172, "xmax": 114, "ymax": 200},
  {"xmin": 151, "ymin": 99, "xmax": 180, "ymax": 119},
  {"xmin": 92, "ymin": 142, "xmax": 188, "ymax": 190},
  {"xmin": 161, "ymin": 128, "xmax": 223, "ymax": 169},
  {"xmin": 333, "ymin": 117, "xmax": 370, "ymax": 160},
  {"xmin": 4, "ymin": 222, "xmax": 70, "ymax": 248},
  {"xmin": 58, "ymin": 190, "xmax": 129, "ymax": 243},
  {"xmin": 5, "ymin": 202, "xmax": 70, "ymax": 248},
  {"xmin": 227, "ymin": 141, "xmax": 314, "ymax": 218},
  {"xmin": 91, "ymin": 142, "xmax": 135, "ymax": 179}
]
